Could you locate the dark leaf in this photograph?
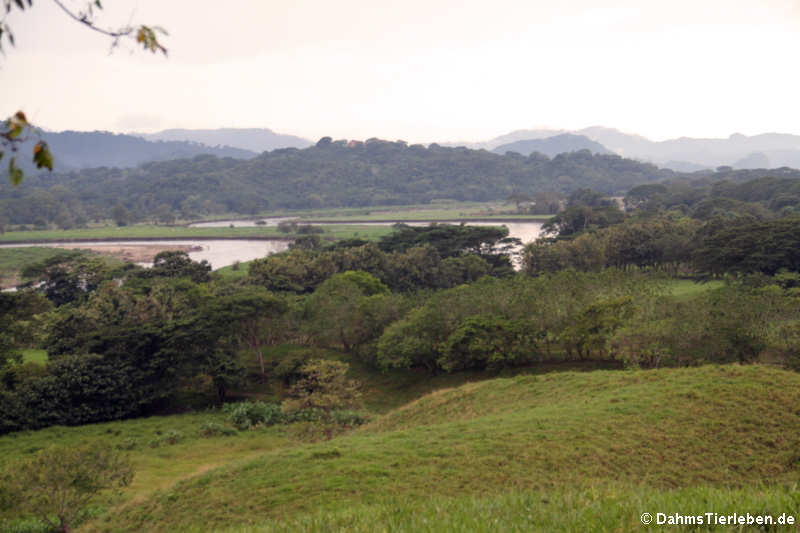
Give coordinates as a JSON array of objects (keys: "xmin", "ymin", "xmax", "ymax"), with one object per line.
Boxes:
[
  {"xmin": 33, "ymin": 141, "xmax": 53, "ymax": 171},
  {"xmin": 8, "ymin": 157, "xmax": 22, "ymax": 186}
]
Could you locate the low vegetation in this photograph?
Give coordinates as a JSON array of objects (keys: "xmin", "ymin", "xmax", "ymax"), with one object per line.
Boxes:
[{"xmin": 87, "ymin": 365, "xmax": 800, "ymax": 532}]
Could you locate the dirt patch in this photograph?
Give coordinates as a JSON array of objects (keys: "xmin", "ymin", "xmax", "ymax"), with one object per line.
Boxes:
[{"xmin": 52, "ymin": 244, "xmax": 200, "ymax": 264}]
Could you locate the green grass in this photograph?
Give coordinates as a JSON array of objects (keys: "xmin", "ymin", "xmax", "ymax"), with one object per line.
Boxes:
[
  {"xmin": 664, "ymin": 279, "xmax": 725, "ymax": 299},
  {"xmin": 215, "ymin": 486, "xmax": 800, "ymax": 533},
  {"xmin": 214, "ymin": 262, "xmax": 250, "ymax": 280},
  {"xmin": 262, "ymin": 201, "xmax": 544, "ymax": 221},
  {"xmin": 0, "ymin": 247, "xmax": 84, "ymax": 286},
  {"xmin": 0, "ymin": 410, "xmax": 297, "ymax": 533},
  {"xmin": 0, "ymin": 224, "xmax": 394, "ymax": 244},
  {"xmin": 20, "ymin": 349, "xmax": 47, "ymax": 364},
  {"xmin": 0, "ymin": 226, "xmax": 291, "ymax": 242},
  {"xmin": 87, "ymin": 365, "xmax": 800, "ymax": 532},
  {"xmin": 0, "ymin": 247, "xmax": 119, "ymax": 287}
]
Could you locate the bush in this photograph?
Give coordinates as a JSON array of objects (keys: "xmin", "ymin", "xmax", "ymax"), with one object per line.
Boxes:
[
  {"xmin": 199, "ymin": 421, "xmax": 237, "ymax": 437},
  {"xmin": 2, "ymin": 442, "xmax": 133, "ymax": 533},
  {"xmin": 272, "ymin": 350, "xmax": 314, "ymax": 385},
  {"xmin": 220, "ymin": 400, "xmax": 363, "ymax": 431},
  {"xmin": 148, "ymin": 430, "xmax": 184, "ymax": 448},
  {"xmin": 330, "ymin": 409, "xmax": 370, "ymax": 427},
  {"xmin": 297, "ymin": 224, "xmax": 324, "ymax": 234},
  {"xmin": 223, "ymin": 401, "xmax": 284, "ymax": 430}
]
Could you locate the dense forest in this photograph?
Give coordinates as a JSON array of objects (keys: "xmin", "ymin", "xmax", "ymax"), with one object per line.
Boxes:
[
  {"xmin": 2, "ymin": 202, "xmax": 800, "ymax": 435},
  {"xmin": 0, "ymin": 139, "xmax": 678, "ymax": 227},
  {"xmin": 5, "ymin": 138, "xmax": 800, "ymax": 230}
]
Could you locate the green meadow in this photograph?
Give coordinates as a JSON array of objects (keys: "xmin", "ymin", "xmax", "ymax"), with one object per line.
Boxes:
[{"xmin": 3, "ymin": 364, "xmax": 798, "ymax": 532}]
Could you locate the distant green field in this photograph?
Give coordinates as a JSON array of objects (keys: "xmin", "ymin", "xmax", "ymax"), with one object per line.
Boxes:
[
  {"xmin": 0, "ymin": 224, "xmax": 394, "ymax": 244},
  {"xmin": 664, "ymin": 279, "xmax": 725, "ymax": 299},
  {"xmin": 20, "ymin": 349, "xmax": 47, "ymax": 364},
  {"xmin": 202, "ymin": 201, "xmax": 549, "ymax": 223},
  {"xmin": 0, "ymin": 226, "xmax": 289, "ymax": 242},
  {"xmin": 302, "ymin": 211, "xmax": 550, "ymax": 222},
  {"xmin": 0, "ymin": 247, "xmax": 104, "ymax": 287}
]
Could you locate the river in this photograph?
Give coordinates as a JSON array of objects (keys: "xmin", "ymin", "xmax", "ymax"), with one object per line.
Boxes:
[
  {"xmin": 188, "ymin": 219, "xmax": 544, "ymax": 245},
  {"xmin": 0, "ymin": 221, "xmax": 543, "ymax": 271},
  {"xmin": 0, "ymin": 240, "xmax": 290, "ymax": 271}
]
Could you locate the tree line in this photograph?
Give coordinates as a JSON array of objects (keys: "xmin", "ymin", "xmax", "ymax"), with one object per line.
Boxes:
[
  {"xmin": 2, "ymin": 218, "xmax": 799, "ymax": 434},
  {"xmin": 0, "ymin": 140, "xmax": 678, "ymax": 228}
]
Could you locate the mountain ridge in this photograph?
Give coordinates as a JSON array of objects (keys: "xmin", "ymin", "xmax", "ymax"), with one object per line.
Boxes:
[{"xmin": 138, "ymin": 127, "xmax": 313, "ymax": 153}]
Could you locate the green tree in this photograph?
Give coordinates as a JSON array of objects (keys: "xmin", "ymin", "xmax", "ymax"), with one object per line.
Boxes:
[
  {"xmin": 210, "ymin": 287, "xmax": 287, "ymax": 382},
  {"xmin": 439, "ymin": 316, "xmax": 537, "ymax": 372},
  {"xmin": 282, "ymin": 359, "xmax": 362, "ymax": 438},
  {"xmin": 147, "ymin": 250, "xmax": 211, "ymax": 283},
  {"xmin": 305, "ymin": 271, "xmax": 389, "ymax": 353},
  {"xmin": 2, "ymin": 442, "xmax": 133, "ymax": 533}
]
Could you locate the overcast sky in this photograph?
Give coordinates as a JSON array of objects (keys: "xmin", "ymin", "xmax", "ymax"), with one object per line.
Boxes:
[{"xmin": 2, "ymin": 0, "xmax": 800, "ymax": 144}]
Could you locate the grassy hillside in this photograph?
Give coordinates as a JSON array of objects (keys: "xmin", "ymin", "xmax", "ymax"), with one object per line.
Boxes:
[
  {"xmin": 215, "ymin": 486, "xmax": 800, "ymax": 532},
  {"xmin": 87, "ymin": 365, "xmax": 800, "ymax": 532}
]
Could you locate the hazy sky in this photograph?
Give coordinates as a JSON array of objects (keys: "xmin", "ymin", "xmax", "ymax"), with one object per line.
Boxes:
[{"xmin": 3, "ymin": 0, "xmax": 800, "ymax": 143}]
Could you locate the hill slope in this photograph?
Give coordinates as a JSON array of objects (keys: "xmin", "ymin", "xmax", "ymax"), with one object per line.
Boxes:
[
  {"xmin": 484, "ymin": 127, "xmax": 800, "ymax": 170},
  {"xmin": 493, "ymin": 133, "xmax": 612, "ymax": 157},
  {"xmin": 102, "ymin": 365, "xmax": 800, "ymax": 532},
  {"xmin": 15, "ymin": 130, "xmax": 256, "ymax": 171},
  {"xmin": 140, "ymin": 128, "xmax": 313, "ymax": 153}
]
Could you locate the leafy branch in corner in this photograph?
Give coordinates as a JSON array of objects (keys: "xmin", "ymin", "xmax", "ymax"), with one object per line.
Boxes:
[{"xmin": 0, "ymin": 0, "xmax": 167, "ymax": 184}]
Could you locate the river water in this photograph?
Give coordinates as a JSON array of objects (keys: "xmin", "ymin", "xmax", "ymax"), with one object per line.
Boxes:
[
  {"xmin": 1, "ymin": 221, "xmax": 542, "ymax": 271},
  {"xmin": 0, "ymin": 240, "xmax": 290, "ymax": 270}
]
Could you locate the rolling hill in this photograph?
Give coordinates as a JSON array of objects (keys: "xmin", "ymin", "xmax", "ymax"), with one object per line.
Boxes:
[{"xmin": 93, "ymin": 365, "xmax": 800, "ymax": 532}]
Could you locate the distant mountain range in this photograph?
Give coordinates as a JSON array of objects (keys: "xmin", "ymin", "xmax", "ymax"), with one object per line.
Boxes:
[
  {"xmin": 472, "ymin": 127, "xmax": 800, "ymax": 171},
  {"xmin": 14, "ymin": 130, "xmax": 258, "ymax": 172},
  {"xmin": 492, "ymin": 134, "xmax": 612, "ymax": 157},
  {"xmin": 15, "ymin": 125, "xmax": 800, "ymax": 174},
  {"xmin": 138, "ymin": 128, "xmax": 313, "ymax": 153}
]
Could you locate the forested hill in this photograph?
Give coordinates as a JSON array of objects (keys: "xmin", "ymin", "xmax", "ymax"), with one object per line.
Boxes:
[
  {"xmin": 14, "ymin": 130, "xmax": 257, "ymax": 171},
  {"xmin": 139, "ymin": 128, "xmax": 313, "ymax": 153},
  {"xmin": 492, "ymin": 134, "xmax": 612, "ymax": 157},
  {"xmin": 1, "ymin": 139, "xmax": 675, "ymax": 221}
]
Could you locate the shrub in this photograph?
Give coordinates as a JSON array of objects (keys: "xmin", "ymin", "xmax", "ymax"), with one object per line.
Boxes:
[
  {"xmin": 199, "ymin": 421, "xmax": 237, "ymax": 437},
  {"xmin": 272, "ymin": 350, "xmax": 314, "ymax": 385},
  {"xmin": 297, "ymin": 224, "xmax": 324, "ymax": 234},
  {"xmin": 1, "ymin": 442, "xmax": 133, "ymax": 533},
  {"xmin": 330, "ymin": 409, "xmax": 370, "ymax": 427},
  {"xmin": 148, "ymin": 430, "xmax": 184, "ymax": 448},
  {"xmin": 223, "ymin": 401, "xmax": 284, "ymax": 430}
]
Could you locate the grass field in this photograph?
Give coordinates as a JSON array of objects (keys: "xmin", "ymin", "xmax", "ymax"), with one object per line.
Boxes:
[
  {"xmin": 0, "ymin": 226, "xmax": 290, "ymax": 243},
  {"xmin": 0, "ymin": 247, "xmax": 86, "ymax": 286},
  {"xmin": 7, "ymin": 364, "xmax": 784, "ymax": 532},
  {"xmin": 215, "ymin": 486, "xmax": 800, "ymax": 533},
  {"xmin": 0, "ymin": 224, "xmax": 394, "ymax": 245},
  {"xmin": 20, "ymin": 349, "xmax": 47, "ymax": 364},
  {"xmin": 0, "ymin": 247, "xmax": 122, "ymax": 288},
  {"xmin": 259, "ymin": 201, "xmax": 550, "ymax": 223},
  {"xmin": 664, "ymin": 279, "xmax": 725, "ymax": 299}
]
